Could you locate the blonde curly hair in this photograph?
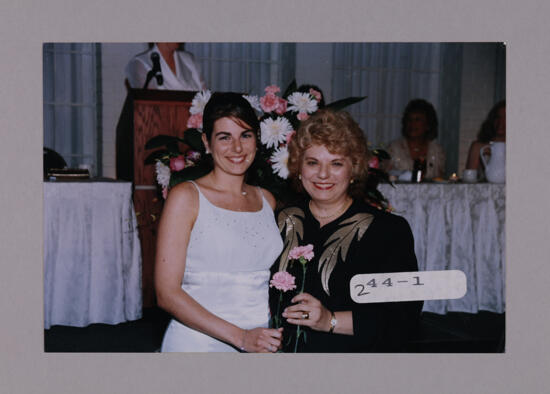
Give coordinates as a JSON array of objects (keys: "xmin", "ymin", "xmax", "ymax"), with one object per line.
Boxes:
[{"xmin": 287, "ymin": 109, "xmax": 371, "ymax": 199}]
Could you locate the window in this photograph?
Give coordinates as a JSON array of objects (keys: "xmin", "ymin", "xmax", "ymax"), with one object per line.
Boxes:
[{"xmin": 43, "ymin": 43, "xmax": 102, "ymax": 173}]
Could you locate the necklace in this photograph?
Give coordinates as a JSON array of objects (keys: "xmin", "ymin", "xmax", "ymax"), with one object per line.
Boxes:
[{"xmin": 309, "ymin": 198, "xmax": 352, "ymax": 220}]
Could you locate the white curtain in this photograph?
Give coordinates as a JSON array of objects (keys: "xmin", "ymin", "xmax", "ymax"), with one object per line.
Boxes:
[
  {"xmin": 185, "ymin": 43, "xmax": 295, "ymax": 96},
  {"xmin": 43, "ymin": 43, "xmax": 101, "ymax": 172},
  {"xmin": 331, "ymin": 43, "xmax": 442, "ymax": 148}
]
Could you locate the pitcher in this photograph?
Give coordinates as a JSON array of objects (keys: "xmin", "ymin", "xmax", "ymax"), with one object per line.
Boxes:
[{"xmin": 480, "ymin": 141, "xmax": 505, "ymax": 183}]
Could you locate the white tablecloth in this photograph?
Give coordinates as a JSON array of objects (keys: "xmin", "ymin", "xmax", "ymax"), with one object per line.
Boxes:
[
  {"xmin": 379, "ymin": 183, "xmax": 505, "ymax": 314},
  {"xmin": 44, "ymin": 181, "xmax": 142, "ymax": 329}
]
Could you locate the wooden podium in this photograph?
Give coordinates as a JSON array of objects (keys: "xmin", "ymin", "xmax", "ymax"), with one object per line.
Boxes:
[{"xmin": 116, "ymin": 89, "xmax": 196, "ymax": 308}]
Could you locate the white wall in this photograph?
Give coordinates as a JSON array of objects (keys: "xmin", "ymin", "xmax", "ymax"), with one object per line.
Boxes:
[
  {"xmin": 295, "ymin": 43, "xmax": 333, "ymax": 102},
  {"xmin": 100, "ymin": 43, "xmax": 147, "ymax": 179}
]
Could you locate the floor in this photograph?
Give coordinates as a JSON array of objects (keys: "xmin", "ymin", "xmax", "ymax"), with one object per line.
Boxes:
[{"xmin": 44, "ymin": 308, "xmax": 505, "ymax": 353}]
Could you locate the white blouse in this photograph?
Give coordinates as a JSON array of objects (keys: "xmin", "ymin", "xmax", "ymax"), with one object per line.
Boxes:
[
  {"xmin": 387, "ymin": 138, "xmax": 446, "ymax": 179},
  {"xmin": 125, "ymin": 44, "xmax": 205, "ymax": 91}
]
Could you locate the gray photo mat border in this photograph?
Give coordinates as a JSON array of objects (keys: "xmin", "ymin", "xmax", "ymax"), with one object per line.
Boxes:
[{"xmin": 1, "ymin": 0, "xmax": 549, "ymax": 393}]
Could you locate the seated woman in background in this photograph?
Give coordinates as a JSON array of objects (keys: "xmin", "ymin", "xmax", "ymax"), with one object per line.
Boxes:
[
  {"xmin": 270, "ymin": 109, "xmax": 422, "ymax": 352},
  {"xmin": 125, "ymin": 42, "xmax": 205, "ymax": 90},
  {"xmin": 387, "ymin": 99, "xmax": 445, "ymax": 180},
  {"xmin": 465, "ymin": 100, "xmax": 506, "ymax": 178}
]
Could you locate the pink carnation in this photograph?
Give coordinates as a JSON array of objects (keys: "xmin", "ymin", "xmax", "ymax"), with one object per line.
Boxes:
[
  {"xmin": 297, "ymin": 112, "xmax": 309, "ymax": 121},
  {"xmin": 260, "ymin": 93, "xmax": 280, "ymax": 113},
  {"xmin": 269, "ymin": 271, "xmax": 297, "ymax": 292},
  {"xmin": 275, "ymin": 98, "xmax": 288, "ymax": 115},
  {"xmin": 169, "ymin": 155, "xmax": 186, "ymax": 171},
  {"xmin": 289, "ymin": 244, "xmax": 314, "ymax": 261},
  {"xmin": 264, "ymin": 85, "xmax": 281, "ymax": 95},
  {"xmin": 187, "ymin": 113, "xmax": 203, "ymax": 129},
  {"xmin": 309, "ymin": 88, "xmax": 322, "ymax": 102},
  {"xmin": 368, "ymin": 156, "xmax": 379, "ymax": 169}
]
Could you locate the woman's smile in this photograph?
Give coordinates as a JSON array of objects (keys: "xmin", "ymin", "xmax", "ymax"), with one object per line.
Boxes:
[
  {"xmin": 203, "ymin": 117, "xmax": 257, "ymax": 176},
  {"xmin": 300, "ymin": 144, "xmax": 353, "ymax": 206}
]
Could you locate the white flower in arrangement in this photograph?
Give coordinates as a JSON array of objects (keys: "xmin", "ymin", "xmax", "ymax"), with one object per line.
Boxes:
[
  {"xmin": 155, "ymin": 161, "xmax": 171, "ymax": 189},
  {"xmin": 270, "ymin": 145, "xmax": 290, "ymax": 179},
  {"xmin": 189, "ymin": 90, "xmax": 212, "ymax": 115},
  {"xmin": 243, "ymin": 95, "xmax": 262, "ymax": 112},
  {"xmin": 260, "ymin": 117, "xmax": 294, "ymax": 149},
  {"xmin": 286, "ymin": 92, "xmax": 318, "ymax": 114}
]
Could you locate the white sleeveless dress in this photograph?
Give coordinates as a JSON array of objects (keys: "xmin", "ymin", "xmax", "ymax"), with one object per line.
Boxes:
[{"xmin": 160, "ymin": 182, "xmax": 283, "ymax": 352}]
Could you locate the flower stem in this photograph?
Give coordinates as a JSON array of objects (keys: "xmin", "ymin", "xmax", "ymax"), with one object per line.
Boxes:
[
  {"xmin": 293, "ymin": 263, "xmax": 308, "ymax": 353},
  {"xmin": 275, "ymin": 292, "xmax": 283, "ymax": 329}
]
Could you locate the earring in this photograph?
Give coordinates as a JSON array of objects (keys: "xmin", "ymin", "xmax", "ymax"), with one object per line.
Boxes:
[
  {"xmin": 205, "ymin": 148, "xmax": 210, "ymax": 154},
  {"xmin": 350, "ymin": 179, "xmax": 354, "ymax": 184},
  {"xmin": 298, "ymin": 174, "xmax": 302, "ymax": 180}
]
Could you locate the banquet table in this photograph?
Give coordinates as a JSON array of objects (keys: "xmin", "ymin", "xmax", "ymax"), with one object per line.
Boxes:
[
  {"xmin": 378, "ymin": 182, "xmax": 505, "ymax": 315},
  {"xmin": 44, "ymin": 180, "xmax": 142, "ymax": 329}
]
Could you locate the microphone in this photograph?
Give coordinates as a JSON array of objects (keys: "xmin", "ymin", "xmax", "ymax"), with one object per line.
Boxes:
[{"xmin": 150, "ymin": 52, "xmax": 164, "ymax": 86}]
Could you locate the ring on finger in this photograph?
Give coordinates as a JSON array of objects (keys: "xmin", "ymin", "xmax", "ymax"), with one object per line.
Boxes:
[{"xmin": 301, "ymin": 312, "xmax": 309, "ymax": 320}]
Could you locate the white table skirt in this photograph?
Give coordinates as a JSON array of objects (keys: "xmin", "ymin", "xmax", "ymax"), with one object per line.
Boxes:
[
  {"xmin": 379, "ymin": 183, "xmax": 505, "ymax": 314},
  {"xmin": 44, "ymin": 181, "xmax": 142, "ymax": 329}
]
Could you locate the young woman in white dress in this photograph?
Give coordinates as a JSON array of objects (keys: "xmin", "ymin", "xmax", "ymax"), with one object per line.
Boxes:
[{"xmin": 155, "ymin": 92, "xmax": 284, "ymax": 352}]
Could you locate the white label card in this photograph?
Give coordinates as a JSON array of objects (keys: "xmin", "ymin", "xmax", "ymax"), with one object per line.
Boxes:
[{"xmin": 350, "ymin": 270, "xmax": 467, "ymax": 303}]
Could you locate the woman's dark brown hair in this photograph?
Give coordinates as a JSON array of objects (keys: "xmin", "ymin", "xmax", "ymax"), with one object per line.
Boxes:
[
  {"xmin": 401, "ymin": 98, "xmax": 439, "ymax": 140},
  {"xmin": 477, "ymin": 100, "xmax": 505, "ymax": 143}
]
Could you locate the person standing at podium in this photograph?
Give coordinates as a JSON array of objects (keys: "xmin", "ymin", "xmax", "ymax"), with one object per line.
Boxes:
[{"xmin": 125, "ymin": 42, "xmax": 205, "ymax": 90}]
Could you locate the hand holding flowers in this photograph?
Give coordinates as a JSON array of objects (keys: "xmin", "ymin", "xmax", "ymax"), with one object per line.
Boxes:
[
  {"xmin": 269, "ymin": 244, "xmax": 314, "ymax": 352},
  {"xmin": 282, "ymin": 292, "xmax": 333, "ymax": 333}
]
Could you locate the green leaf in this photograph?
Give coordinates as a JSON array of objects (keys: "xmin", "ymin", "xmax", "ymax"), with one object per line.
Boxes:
[
  {"xmin": 144, "ymin": 150, "xmax": 169, "ymax": 165},
  {"xmin": 373, "ymin": 148, "xmax": 391, "ymax": 161},
  {"xmin": 145, "ymin": 135, "xmax": 185, "ymax": 150},
  {"xmin": 325, "ymin": 96, "xmax": 367, "ymax": 111},
  {"xmin": 183, "ymin": 129, "xmax": 206, "ymax": 152},
  {"xmin": 166, "ymin": 141, "xmax": 181, "ymax": 155},
  {"xmin": 282, "ymin": 79, "xmax": 297, "ymax": 98}
]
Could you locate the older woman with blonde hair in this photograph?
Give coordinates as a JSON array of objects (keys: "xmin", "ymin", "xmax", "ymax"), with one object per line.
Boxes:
[{"xmin": 270, "ymin": 109, "xmax": 422, "ymax": 352}]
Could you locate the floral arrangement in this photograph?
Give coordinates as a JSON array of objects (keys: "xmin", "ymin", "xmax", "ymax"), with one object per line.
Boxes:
[
  {"xmin": 269, "ymin": 244, "xmax": 314, "ymax": 352},
  {"xmin": 144, "ymin": 79, "xmax": 393, "ymax": 209}
]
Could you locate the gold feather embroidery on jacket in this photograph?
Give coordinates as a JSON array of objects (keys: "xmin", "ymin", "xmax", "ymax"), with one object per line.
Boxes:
[
  {"xmin": 318, "ymin": 213, "xmax": 374, "ymax": 295},
  {"xmin": 276, "ymin": 207, "xmax": 305, "ymax": 272}
]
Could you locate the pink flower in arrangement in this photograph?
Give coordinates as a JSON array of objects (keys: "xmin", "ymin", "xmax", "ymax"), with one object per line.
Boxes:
[
  {"xmin": 297, "ymin": 112, "xmax": 309, "ymax": 121},
  {"xmin": 162, "ymin": 187, "xmax": 168, "ymax": 199},
  {"xmin": 169, "ymin": 155, "xmax": 186, "ymax": 171},
  {"xmin": 260, "ymin": 93, "xmax": 280, "ymax": 113},
  {"xmin": 269, "ymin": 271, "xmax": 297, "ymax": 292},
  {"xmin": 368, "ymin": 156, "xmax": 379, "ymax": 169},
  {"xmin": 288, "ymin": 244, "xmax": 314, "ymax": 262},
  {"xmin": 187, "ymin": 113, "xmax": 203, "ymax": 129},
  {"xmin": 275, "ymin": 98, "xmax": 288, "ymax": 115},
  {"xmin": 264, "ymin": 85, "xmax": 281, "ymax": 95},
  {"xmin": 309, "ymin": 88, "xmax": 322, "ymax": 102},
  {"xmin": 285, "ymin": 130, "xmax": 296, "ymax": 145}
]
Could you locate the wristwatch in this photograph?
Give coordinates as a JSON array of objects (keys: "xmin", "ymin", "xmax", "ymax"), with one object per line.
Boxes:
[{"xmin": 329, "ymin": 311, "xmax": 337, "ymax": 333}]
